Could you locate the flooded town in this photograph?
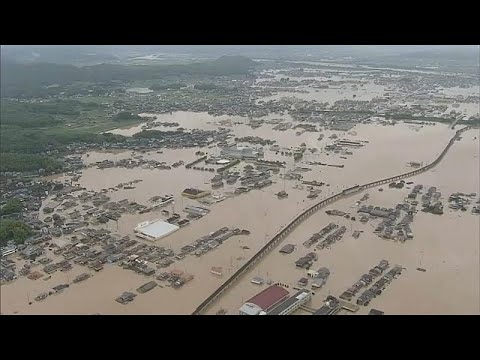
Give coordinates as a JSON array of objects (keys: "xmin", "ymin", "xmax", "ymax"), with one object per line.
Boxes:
[{"xmin": 1, "ymin": 45, "xmax": 479, "ymax": 315}]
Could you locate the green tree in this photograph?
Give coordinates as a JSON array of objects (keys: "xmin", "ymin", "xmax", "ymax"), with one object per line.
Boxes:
[
  {"xmin": 0, "ymin": 153, "xmax": 63, "ymax": 172},
  {"xmin": 0, "ymin": 219, "xmax": 33, "ymax": 246},
  {"xmin": 0, "ymin": 198, "xmax": 23, "ymax": 216},
  {"xmin": 112, "ymin": 112, "xmax": 142, "ymax": 122}
]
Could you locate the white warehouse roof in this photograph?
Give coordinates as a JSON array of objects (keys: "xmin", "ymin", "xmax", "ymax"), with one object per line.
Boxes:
[{"xmin": 134, "ymin": 219, "xmax": 179, "ymax": 241}]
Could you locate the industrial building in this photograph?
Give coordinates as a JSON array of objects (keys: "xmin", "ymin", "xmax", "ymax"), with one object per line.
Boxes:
[
  {"xmin": 268, "ymin": 290, "xmax": 312, "ymax": 315},
  {"xmin": 181, "ymin": 188, "xmax": 211, "ymax": 199},
  {"xmin": 239, "ymin": 285, "xmax": 289, "ymax": 315},
  {"xmin": 134, "ymin": 219, "xmax": 180, "ymax": 241},
  {"xmin": 220, "ymin": 145, "xmax": 263, "ymax": 160}
]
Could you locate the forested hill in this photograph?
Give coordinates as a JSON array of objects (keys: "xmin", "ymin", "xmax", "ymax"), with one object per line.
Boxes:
[{"xmin": 0, "ymin": 56, "xmax": 257, "ymax": 98}]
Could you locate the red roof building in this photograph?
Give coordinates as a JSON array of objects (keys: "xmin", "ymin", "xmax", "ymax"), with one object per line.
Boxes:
[{"xmin": 239, "ymin": 285, "xmax": 289, "ymax": 315}]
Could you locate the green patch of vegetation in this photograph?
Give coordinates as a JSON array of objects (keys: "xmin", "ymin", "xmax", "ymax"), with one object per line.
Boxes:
[
  {"xmin": 0, "ymin": 98, "xmax": 130, "ymax": 156},
  {"xmin": 0, "ymin": 99, "xmax": 103, "ymax": 128},
  {"xmin": 0, "ymin": 199, "xmax": 23, "ymax": 216},
  {"xmin": 132, "ymin": 130, "xmax": 184, "ymax": 139},
  {"xmin": 461, "ymin": 118, "xmax": 480, "ymax": 126},
  {"xmin": 0, "ymin": 153, "xmax": 64, "ymax": 173},
  {"xmin": 194, "ymin": 83, "xmax": 222, "ymax": 90},
  {"xmin": 0, "ymin": 219, "xmax": 33, "ymax": 246},
  {"xmin": 113, "ymin": 111, "xmax": 143, "ymax": 122},
  {"xmin": 1, "ymin": 56, "xmax": 256, "ymax": 98}
]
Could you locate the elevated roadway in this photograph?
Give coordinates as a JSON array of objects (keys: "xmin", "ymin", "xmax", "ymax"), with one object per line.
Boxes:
[{"xmin": 192, "ymin": 126, "xmax": 473, "ymax": 315}]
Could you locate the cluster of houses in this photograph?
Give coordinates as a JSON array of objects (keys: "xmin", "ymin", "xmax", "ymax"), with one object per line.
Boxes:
[
  {"xmin": 303, "ymin": 267, "xmax": 330, "ymax": 289},
  {"xmin": 448, "ymin": 192, "xmax": 477, "ymax": 212},
  {"xmin": 419, "ymin": 186, "xmax": 444, "ymax": 215},
  {"xmin": 303, "ymin": 222, "xmax": 338, "ymax": 248},
  {"xmin": 316, "ymin": 226, "xmax": 347, "ymax": 250},
  {"xmin": 360, "ymin": 203, "xmax": 415, "ymax": 242},
  {"xmin": 295, "ymin": 252, "xmax": 318, "ymax": 269},
  {"xmin": 340, "ymin": 260, "xmax": 390, "ymax": 302},
  {"xmin": 179, "ymin": 227, "xmax": 250, "ymax": 258},
  {"xmin": 67, "ymin": 127, "xmax": 234, "ymax": 154},
  {"xmin": 0, "ymin": 258, "xmax": 17, "ymax": 282},
  {"xmin": 157, "ymin": 269, "xmax": 194, "ymax": 289},
  {"xmin": 234, "ymin": 165, "xmax": 274, "ymax": 191},
  {"xmin": 357, "ymin": 265, "xmax": 403, "ymax": 306}
]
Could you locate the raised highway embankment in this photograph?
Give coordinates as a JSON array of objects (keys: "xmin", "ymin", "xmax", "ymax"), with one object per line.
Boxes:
[{"xmin": 192, "ymin": 126, "xmax": 474, "ymax": 315}]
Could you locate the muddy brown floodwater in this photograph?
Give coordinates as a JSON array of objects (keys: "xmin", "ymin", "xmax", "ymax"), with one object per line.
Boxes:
[
  {"xmin": 207, "ymin": 129, "xmax": 480, "ymax": 315},
  {"xmin": 1, "ymin": 113, "xmax": 478, "ymax": 315}
]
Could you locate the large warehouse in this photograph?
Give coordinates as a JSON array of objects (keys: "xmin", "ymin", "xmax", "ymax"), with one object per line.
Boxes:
[
  {"xmin": 220, "ymin": 145, "xmax": 264, "ymax": 160},
  {"xmin": 134, "ymin": 219, "xmax": 180, "ymax": 241},
  {"xmin": 239, "ymin": 285, "xmax": 289, "ymax": 315}
]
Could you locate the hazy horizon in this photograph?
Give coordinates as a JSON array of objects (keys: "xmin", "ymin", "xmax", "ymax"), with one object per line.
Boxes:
[{"xmin": 2, "ymin": 44, "xmax": 478, "ymax": 63}]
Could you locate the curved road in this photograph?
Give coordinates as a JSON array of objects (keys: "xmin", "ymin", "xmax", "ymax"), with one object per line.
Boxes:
[{"xmin": 192, "ymin": 125, "xmax": 474, "ymax": 315}]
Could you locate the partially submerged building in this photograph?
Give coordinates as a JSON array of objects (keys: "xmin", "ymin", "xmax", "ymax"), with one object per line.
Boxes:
[
  {"xmin": 239, "ymin": 285, "xmax": 289, "ymax": 315},
  {"xmin": 268, "ymin": 290, "xmax": 312, "ymax": 315},
  {"xmin": 220, "ymin": 145, "xmax": 263, "ymax": 160},
  {"xmin": 184, "ymin": 205, "xmax": 210, "ymax": 217},
  {"xmin": 181, "ymin": 188, "xmax": 211, "ymax": 199},
  {"xmin": 1, "ymin": 245, "xmax": 17, "ymax": 258},
  {"xmin": 279, "ymin": 244, "xmax": 295, "ymax": 254},
  {"xmin": 313, "ymin": 296, "xmax": 341, "ymax": 315},
  {"xmin": 134, "ymin": 219, "xmax": 180, "ymax": 241},
  {"xmin": 137, "ymin": 281, "xmax": 157, "ymax": 294},
  {"xmin": 116, "ymin": 292, "xmax": 137, "ymax": 305}
]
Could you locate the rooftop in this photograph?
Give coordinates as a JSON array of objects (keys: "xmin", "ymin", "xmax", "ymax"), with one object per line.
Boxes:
[
  {"xmin": 134, "ymin": 219, "xmax": 179, "ymax": 240},
  {"xmin": 246, "ymin": 285, "xmax": 289, "ymax": 311},
  {"xmin": 268, "ymin": 290, "xmax": 311, "ymax": 315},
  {"xmin": 239, "ymin": 303, "xmax": 263, "ymax": 315},
  {"xmin": 182, "ymin": 188, "xmax": 207, "ymax": 196}
]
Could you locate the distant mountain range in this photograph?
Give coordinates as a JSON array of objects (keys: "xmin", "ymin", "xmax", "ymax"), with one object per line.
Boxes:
[{"xmin": 2, "ymin": 45, "xmax": 478, "ymax": 66}]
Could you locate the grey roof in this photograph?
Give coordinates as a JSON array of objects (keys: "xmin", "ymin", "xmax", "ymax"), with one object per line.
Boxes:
[
  {"xmin": 280, "ymin": 244, "xmax": 295, "ymax": 254},
  {"xmin": 313, "ymin": 304, "xmax": 339, "ymax": 315},
  {"xmin": 268, "ymin": 290, "xmax": 311, "ymax": 315},
  {"xmin": 295, "ymin": 257, "xmax": 312, "ymax": 267},
  {"xmin": 370, "ymin": 209, "xmax": 391, "ymax": 218}
]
